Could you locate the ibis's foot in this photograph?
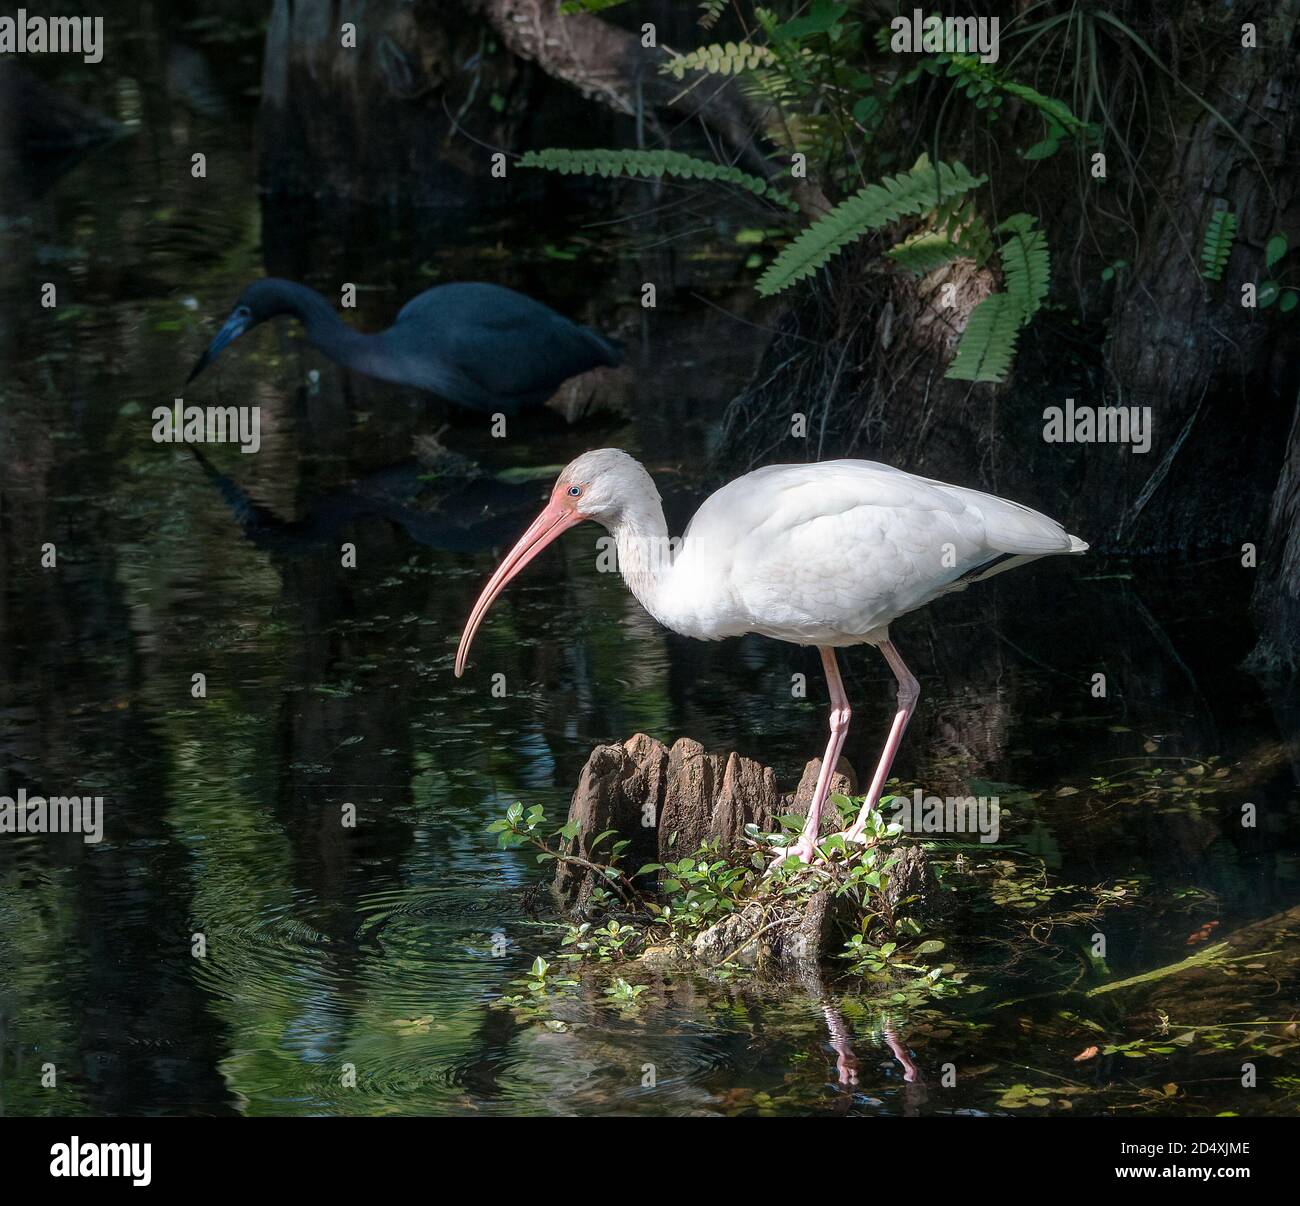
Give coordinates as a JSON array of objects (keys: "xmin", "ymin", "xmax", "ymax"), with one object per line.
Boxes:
[
  {"xmin": 834, "ymin": 1047, "xmax": 860, "ymax": 1088},
  {"xmin": 769, "ymin": 836, "xmax": 819, "ymax": 869}
]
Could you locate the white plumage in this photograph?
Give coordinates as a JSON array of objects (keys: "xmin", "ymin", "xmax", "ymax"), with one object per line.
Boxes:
[
  {"xmin": 456, "ymin": 448, "xmax": 1087, "ymax": 863},
  {"xmin": 663, "ymin": 459, "xmax": 1085, "ymax": 645}
]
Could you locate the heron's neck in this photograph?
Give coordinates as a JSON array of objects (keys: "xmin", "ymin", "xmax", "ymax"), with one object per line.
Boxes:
[
  {"xmin": 609, "ymin": 496, "xmax": 678, "ymax": 628},
  {"xmin": 273, "ymin": 282, "xmax": 373, "ymax": 368}
]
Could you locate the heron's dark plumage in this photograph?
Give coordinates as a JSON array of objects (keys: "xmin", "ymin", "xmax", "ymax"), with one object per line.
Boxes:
[{"xmin": 188, "ymin": 277, "xmax": 621, "ymax": 414}]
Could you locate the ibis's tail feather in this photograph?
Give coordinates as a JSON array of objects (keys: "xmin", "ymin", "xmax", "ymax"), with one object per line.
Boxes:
[
  {"xmin": 928, "ymin": 476, "xmax": 1085, "ymax": 558},
  {"xmin": 930, "ymin": 480, "xmax": 1088, "ymax": 593}
]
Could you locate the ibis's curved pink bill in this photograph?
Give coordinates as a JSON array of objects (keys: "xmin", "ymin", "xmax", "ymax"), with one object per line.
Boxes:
[{"xmin": 454, "ymin": 488, "xmax": 585, "ymax": 677}]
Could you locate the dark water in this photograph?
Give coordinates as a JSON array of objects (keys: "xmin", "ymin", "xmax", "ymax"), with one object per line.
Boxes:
[{"xmin": 2, "ymin": 21, "xmax": 1298, "ymax": 1118}]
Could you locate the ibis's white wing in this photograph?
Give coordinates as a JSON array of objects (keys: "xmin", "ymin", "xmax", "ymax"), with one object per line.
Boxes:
[{"xmin": 673, "ymin": 460, "xmax": 1083, "ymax": 645}]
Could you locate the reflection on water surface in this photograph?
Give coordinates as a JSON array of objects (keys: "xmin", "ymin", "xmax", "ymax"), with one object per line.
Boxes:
[{"xmin": 1, "ymin": 12, "xmax": 1297, "ymax": 1118}]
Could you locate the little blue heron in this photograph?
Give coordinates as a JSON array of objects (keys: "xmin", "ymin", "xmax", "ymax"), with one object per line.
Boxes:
[{"xmin": 187, "ymin": 278, "xmax": 623, "ymax": 414}]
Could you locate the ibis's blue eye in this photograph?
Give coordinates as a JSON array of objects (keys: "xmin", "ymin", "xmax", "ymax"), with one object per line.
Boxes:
[{"xmin": 568, "ymin": 486, "xmax": 582, "ymax": 497}]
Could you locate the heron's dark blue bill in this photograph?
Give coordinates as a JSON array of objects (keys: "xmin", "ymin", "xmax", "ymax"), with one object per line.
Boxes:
[{"xmin": 186, "ymin": 311, "xmax": 251, "ymax": 384}]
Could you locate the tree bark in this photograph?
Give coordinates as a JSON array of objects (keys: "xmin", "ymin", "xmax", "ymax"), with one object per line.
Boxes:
[
  {"xmin": 1103, "ymin": 0, "xmax": 1300, "ymax": 551},
  {"xmin": 461, "ymin": 0, "xmax": 779, "ymax": 186},
  {"xmin": 1250, "ymin": 395, "xmax": 1300, "ymax": 677}
]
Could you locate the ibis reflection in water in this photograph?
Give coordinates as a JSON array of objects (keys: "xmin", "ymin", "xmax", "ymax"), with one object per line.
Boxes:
[
  {"xmin": 187, "ymin": 278, "xmax": 623, "ymax": 413},
  {"xmin": 455, "ymin": 449, "xmax": 1087, "ymax": 865}
]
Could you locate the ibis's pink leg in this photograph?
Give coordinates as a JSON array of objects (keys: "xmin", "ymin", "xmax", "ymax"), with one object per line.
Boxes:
[
  {"xmin": 782, "ymin": 646, "xmax": 851, "ymax": 864},
  {"xmin": 883, "ymin": 1024, "xmax": 920, "ymax": 1083},
  {"xmin": 842, "ymin": 639, "xmax": 919, "ymax": 842},
  {"xmin": 822, "ymin": 1002, "xmax": 859, "ymax": 1087}
]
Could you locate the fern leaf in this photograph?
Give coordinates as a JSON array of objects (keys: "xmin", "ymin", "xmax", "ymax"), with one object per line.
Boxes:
[
  {"xmin": 997, "ymin": 213, "xmax": 1050, "ymax": 324},
  {"xmin": 1201, "ymin": 208, "xmax": 1237, "ymax": 282},
  {"xmin": 698, "ymin": 0, "xmax": 727, "ymax": 29},
  {"xmin": 886, "ymin": 231, "xmax": 968, "ymax": 276},
  {"xmin": 518, "ymin": 148, "xmax": 799, "ymax": 211},
  {"xmin": 738, "ymin": 64, "xmax": 834, "ymax": 156},
  {"xmin": 661, "ymin": 41, "xmax": 776, "ymax": 80},
  {"xmin": 756, "ymin": 159, "xmax": 986, "ymax": 296},
  {"xmin": 943, "ymin": 55, "xmax": 1086, "ymax": 136},
  {"xmin": 1001, "ymin": 80, "xmax": 1086, "ymax": 135},
  {"xmin": 931, "ymin": 198, "xmax": 994, "ymax": 265},
  {"xmin": 559, "ymin": 0, "xmax": 629, "ymax": 13},
  {"xmin": 944, "ymin": 294, "xmax": 1023, "ymax": 383}
]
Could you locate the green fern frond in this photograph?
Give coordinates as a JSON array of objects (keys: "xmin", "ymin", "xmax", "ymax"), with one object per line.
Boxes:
[
  {"xmin": 937, "ymin": 199, "xmax": 994, "ymax": 265},
  {"xmin": 944, "ymin": 294, "xmax": 1023, "ymax": 383},
  {"xmin": 1001, "ymin": 79, "xmax": 1086, "ymax": 135},
  {"xmin": 887, "ymin": 232, "xmax": 968, "ymax": 276},
  {"xmin": 997, "ymin": 213, "xmax": 1050, "ymax": 324},
  {"xmin": 737, "ymin": 65, "xmax": 837, "ymax": 160},
  {"xmin": 518, "ymin": 148, "xmax": 799, "ymax": 211},
  {"xmin": 661, "ymin": 41, "xmax": 776, "ymax": 80},
  {"xmin": 698, "ymin": 0, "xmax": 727, "ymax": 29},
  {"xmin": 737, "ymin": 66, "xmax": 800, "ymax": 111},
  {"xmin": 942, "ymin": 55, "xmax": 1086, "ymax": 135},
  {"xmin": 559, "ymin": 0, "xmax": 629, "ymax": 13},
  {"xmin": 756, "ymin": 158, "xmax": 987, "ymax": 296},
  {"xmin": 888, "ymin": 204, "xmax": 993, "ymax": 275},
  {"xmin": 942, "ymin": 216, "xmax": 1050, "ymax": 382},
  {"xmin": 1201, "ymin": 208, "xmax": 1237, "ymax": 282}
]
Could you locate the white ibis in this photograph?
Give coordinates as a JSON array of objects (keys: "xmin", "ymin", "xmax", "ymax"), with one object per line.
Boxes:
[{"xmin": 455, "ymin": 449, "xmax": 1086, "ymax": 862}]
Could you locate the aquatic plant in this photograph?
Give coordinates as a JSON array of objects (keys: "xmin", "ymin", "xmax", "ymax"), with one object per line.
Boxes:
[
  {"xmin": 487, "ymin": 800, "xmax": 642, "ymax": 909},
  {"xmin": 486, "ymin": 793, "xmax": 946, "ymax": 1001}
]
